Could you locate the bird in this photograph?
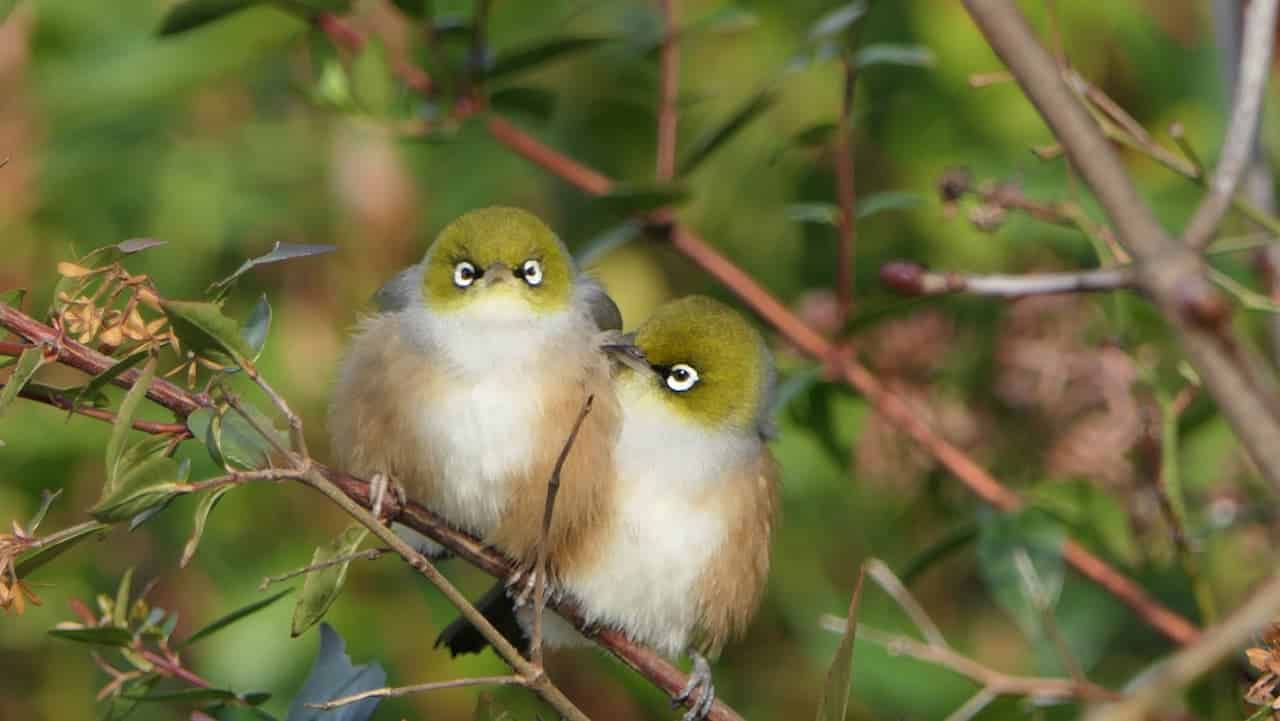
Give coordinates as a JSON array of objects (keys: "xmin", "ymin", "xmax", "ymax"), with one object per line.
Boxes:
[
  {"xmin": 328, "ymin": 206, "xmax": 622, "ymax": 578},
  {"xmin": 438, "ymin": 295, "xmax": 780, "ymax": 721}
]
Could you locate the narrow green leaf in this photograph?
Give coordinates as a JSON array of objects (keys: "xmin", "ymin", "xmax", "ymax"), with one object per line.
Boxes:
[
  {"xmin": 14, "ymin": 521, "xmax": 109, "ymax": 578},
  {"xmin": 390, "ymin": 0, "xmax": 428, "ymax": 17},
  {"xmin": 161, "ymin": 300, "xmax": 256, "ymax": 364},
  {"xmin": 815, "ymin": 566, "xmax": 864, "ymax": 721},
  {"xmin": 217, "ymin": 403, "xmax": 284, "ymax": 470},
  {"xmin": 27, "ymin": 489, "xmax": 63, "ymax": 533},
  {"xmin": 113, "ymin": 567, "xmax": 135, "ymax": 628},
  {"xmin": 687, "ymin": 4, "xmax": 759, "ymax": 37},
  {"xmin": 900, "ymin": 522, "xmax": 979, "ymax": 585},
  {"xmin": 242, "ymin": 691, "xmax": 273, "ymax": 706},
  {"xmin": 105, "ymin": 356, "xmax": 157, "ymax": 494},
  {"xmin": 352, "ymin": 39, "xmax": 395, "ymax": 117},
  {"xmin": 488, "ymin": 35, "xmax": 611, "ymax": 80},
  {"xmin": 76, "ymin": 349, "xmax": 149, "ymax": 416},
  {"xmin": 808, "ymin": 1, "xmax": 868, "ymax": 40},
  {"xmin": 0, "ymin": 288, "xmax": 26, "ymax": 308},
  {"xmin": 48, "ymin": 626, "xmax": 134, "ymax": 646},
  {"xmin": 178, "ymin": 587, "xmax": 295, "ymax": 650},
  {"xmin": 128, "ymin": 458, "xmax": 189, "ymax": 531},
  {"xmin": 489, "ymin": 86, "xmax": 557, "ymax": 123},
  {"xmin": 242, "ymin": 294, "xmax": 272, "ymax": 360},
  {"xmin": 592, "ymin": 182, "xmax": 689, "ymax": 217},
  {"xmin": 678, "ymin": 89, "xmax": 776, "ymax": 174},
  {"xmin": 291, "ymin": 526, "xmax": 370, "ymax": 637},
  {"xmin": 853, "ymin": 43, "xmax": 935, "ymax": 70},
  {"xmin": 125, "ymin": 688, "xmax": 239, "ymax": 703},
  {"xmin": 181, "ymin": 486, "xmax": 234, "ymax": 568},
  {"xmin": 786, "ymin": 202, "xmax": 838, "ymax": 225},
  {"xmin": 210, "ymin": 242, "xmax": 337, "ymax": 295},
  {"xmin": 0, "ymin": 347, "xmax": 46, "ymax": 419},
  {"xmin": 91, "ymin": 455, "xmax": 184, "ymax": 524},
  {"xmin": 857, "ymin": 190, "xmax": 922, "ymax": 219},
  {"xmin": 158, "ymin": 0, "xmax": 263, "ymax": 35}
]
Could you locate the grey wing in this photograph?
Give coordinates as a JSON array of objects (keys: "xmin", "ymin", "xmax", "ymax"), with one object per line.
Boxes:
[
  {"xmin": 578, "ymin": 275, "xmax": 624, "ymax": 332},
  {"xmin": 372, "ymin": 264, "xmax": 423, "ymax": 313}
]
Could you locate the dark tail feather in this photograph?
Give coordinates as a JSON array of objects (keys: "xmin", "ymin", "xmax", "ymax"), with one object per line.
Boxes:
[{"xmin": 435, "ymin": 581, "xmax": 526, "ymax": 657}]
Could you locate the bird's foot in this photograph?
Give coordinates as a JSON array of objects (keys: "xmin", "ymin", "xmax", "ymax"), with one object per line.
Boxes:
[
  {"xmin": 672, "ymin": 652, "xmax": 715, "ymax": 721},
  {"xmin": 368, "ymin": 472, "xmax": 405, "ymax": 526},
  {"xmin": 507, "ymin": 565, "xmax": 559, "ymax": 609}
]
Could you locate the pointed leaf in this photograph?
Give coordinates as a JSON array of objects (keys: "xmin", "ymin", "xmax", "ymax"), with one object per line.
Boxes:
[
  {"xmin": 242, "ymin": 294, "xmax": 272, "ymax": 360},
  {"xmin": 113, "ymin": 567, "xmax": 135, "ymax": 627},
  {"xmin": 14, "ymin": 521, "xmax": 109, "ymax": 578},
  {"xmin": 1, "ymin": 288, "xmax": 26, "ymax": 308},
  {"xmin": 857, "ymin": 190, "xmax": 922, "ymax": 219},
  {"xmin": 91, "ymin": 455, "xmax": 184, "ymax": 524},
  {"xmin": 48, "ymin": 626, "xmax": 134, "ymax": 646},
  {"xmin": 105, "ymin": 356, "xmax": 157, "ymax": 493},
  {"xmin": 0, "ymin": 347, "xmax": 47, "ymax": 419},
  {"xmin": 181, "ymin": 485, "xmax": 234, "ymax": 568},
  {"xmin": 178, "ymin": 587, "xmax": 294, "ymax": 650},
  {"xmin": 158, "ymin": 0, "xmax": 263, "ymax": 35},
  {"xmin": 285, "ymin": 623, "xmax": 386, "ymax": 721},
  {"xmin": 815, "ymin": 566, "xmax": 864, "ymax": 721},
  {"xmin": 187, "ymin": 407, "xmax": 224, "ymax": 468},
  {"xmin": 218, "ymin": 403, "xmax": 284, "ymax": 470},
  {"xmin": 678, "ymin": 89, "xmax": 776, "ymax": 174},
  {"xmin": 115, "ymin": 238, "xmax": 168, "ymax": 254},
  {"xmin": 161, "ymin": 300, "xmax": 255, "ymax": 364},
  {"xmin": 128, "ymin": 457, "xmax": 188, "ymax": 530},
  {"xmin": 853, "ymin": 43, "xmax": 935, "ymax": 70},
  {"xmin": 124, "ymin": 688, "xmax": 240, "ymax": 703},
  {"xmin": 489, "ymin": 86, "xmax": 557, "ymax": 123},
  {"xmin": 787, "ymin": 203, "xmax": 839, "ymax": 225},
  {"xmin": 28, "ymin": 489, "xmax": 63, "ymax": 533},
  {"xmin": 488, "ymin": 35, "xmax": 612, "ymax": 80},
  {"xmin": 592, "ymin": 182, "xmax": 689, "ymax": 217},
  {"xmin": 808, "ymin": 1, "xmax": 868, "ymax": 40},
  {"xmin": 291, "ymin": 526, "xmax": 370, "ymax": 637},
  {"xmin": 76, "ymin": 349, "xmax": 149, "ymax": 416},
  {"xmin": 211, "ymin": 242, "xmax": 337, "ymax": 294}
]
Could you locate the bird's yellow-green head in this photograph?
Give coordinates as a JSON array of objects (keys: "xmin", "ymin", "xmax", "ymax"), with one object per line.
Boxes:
[
  {"xmin": 421, "ymin": 207, "xmax": 574, "ymax": 316},
  {"xmin": 615, "ymin": 296, "xmax": 771, "ymax": 432}
]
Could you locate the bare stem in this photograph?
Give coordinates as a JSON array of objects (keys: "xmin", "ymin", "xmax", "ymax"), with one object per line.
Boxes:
[
  {"xmin": 310, "ymin": 675, "xmax": 522, "ymax": 710},
  {"xmin": 259, "ymin": 548, "xmax": 388, "ymax": 591},
  {"xmin": 655, "ymin": 0, "xmax": 680, "ymax": 182},
  {"xmin": 865, "ymin": 559, "xmax": 948, "ymax": 649}
]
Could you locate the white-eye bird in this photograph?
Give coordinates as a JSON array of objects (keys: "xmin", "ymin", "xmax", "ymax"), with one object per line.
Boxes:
[
  {"xmin": 439, "ymin": 296, "xmax": 779, "ymax": 721},
  {"xmin": 328, "ymin": 206, "xmax": 622, "ymax": 577}
]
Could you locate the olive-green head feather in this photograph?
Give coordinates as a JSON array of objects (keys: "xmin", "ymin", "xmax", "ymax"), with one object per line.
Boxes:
[
  {"xmin": 421, "ymin": 207, "xmax": 574, "ymax": 315},
  {"xmin": 625, "ymin": 296, "xmax": 771, "ymax": 431}
]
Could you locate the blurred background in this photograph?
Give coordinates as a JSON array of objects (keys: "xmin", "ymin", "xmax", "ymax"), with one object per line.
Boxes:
[{"xmin": 2, "ymin": 1, "xmax": 1277, "ymax": 720}]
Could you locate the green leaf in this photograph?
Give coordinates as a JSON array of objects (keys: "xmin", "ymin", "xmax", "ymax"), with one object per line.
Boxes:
[
  {"xmin": 687, "ymin": 4, "xmax": 759, "ymax": 37},
  {"xmin": 815, "ymin": 566, "xmax": 864, "ymax": 721},
  {"xmin": 105, "ymin": 356, "xmax": 157, "ymax": 494},
  {"xmin": 352, "ymin": 39, "xmax": 395, "ymax": 117},
  {"xmin": 786, "ymin": 203, "xmax": 839, "ymax": 225},
  {"xmin": 218, "ymin": 403, "xmax": 284, "ymax": 470},
  {"xmin": 178, "ymin": 587, "xmax": 294, "ymax": 650},
  {"xmin": 181, "ymin": 486, "xmax": 233, "ymax": 568},
  {"xmin": 187, "ymin": 407, "xmax": 224, "ymax": 468},
  {"xmin": 291, "ymin": 526, "xmax": 370, "ymax": 637},
  {"xmin": 27, "ymin": 488, "xmax": 63, "ymax": 533},
  {"xmin": 124, "ymin": 687, "xmax": 239, "ymax": 703},
  {"xmin": 161, "ymin": 300, "xmax": 256, "ymax": 364},
  {"xmin": 489, "ymin": 86, "xmax": 557, "ymax": 124},
  {"xmin": 0, "ymin": 347, "xmax": 46, "ymax": 419},
  {"xmin": 857, "ymin": 190, "xmax": 922, "ymax": 219},
  {"xmin": 210, "ymin": 242, "xmax": 337, "ymax": 295},
  {"xmin": 242, "ymin": 294, "xmax": 272, "ymax": 360},
  {"xmin": 14, "ymin": 521, "xmax": 109, "ymax": 578},
  {"xmin": 853, "ymin": 43, "xmax": 935, "ymax": 70},
  {"xmin": 1, "ymin": 287, "xmax": 26, "ymax": 308},
  {"xmin": 48, "ymin": 626, "xmax": 134, "ymax": 646},
  {"xmin": 592, "ymin": 182, "xmax": 689, "ymax": 217},
  {"xmin": 113, "ymin": 567, "xmax": 135, "ymax": 627},
  {"xmin": 977, "ymin": 509, "xmax": 1066, "ymax": 638},
  {"xmin": 105, "ymin": 672, "xmax": 160, "ymax": 721},
  {"xmin": 678, "ymin": 89, "xmax": 776, "ymax": 174},
  {"xmin": 91, "ymin": 454, "xmax": 184, "ymax": 524},
  {"xmin": 390, "ymin": 0, "xmax": 428, "ymax": 17},
  {"xmin": 808, "ymin": 1, "xmax": 868, "ymax": 40},
  {"xmin": 1028, "ymin": 480, "xmax": 1139, "ymax": 567},
  {"xmin": 574, "ymin": 221, "xmax": 643, "ymax": 267},
  {"xmin": 284, "ymin": 623, "xmax": 386, "ymax": 721},
  {"xmin": 158, "ymin": 0, "xmax": 263, "ymax": 35},
  {"xmin": 488, "ymin": 35, "xmax": 611, "ymax": 80},
  {"xmin": 76, "ymin": 349, "xmax": 149, "ymax": 417}
]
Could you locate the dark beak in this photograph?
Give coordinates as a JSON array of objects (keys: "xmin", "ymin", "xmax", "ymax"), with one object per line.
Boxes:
[{"xmin": 601, "ymin": 336, "xmax": 652, "ymax": 375}]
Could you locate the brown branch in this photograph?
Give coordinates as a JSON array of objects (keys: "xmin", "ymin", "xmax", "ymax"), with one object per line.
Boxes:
[
  {"xmin": 1182, "ymin": 0, "xmax": 1279, "ymax": 249},
  {"xmin": 655, "ymin": 0, "xmax": 680, "ymax": 182},
  {"xmin": 477, "ymin": 115, "xmax": 1202, "ymax": 646},
  {"xmin": 880, "ymin": 261, "xmax": 1134, "ymax": 298},
  {"xmin": 961, "ymin": 0, "xmax": 1280, "ymax": 535},
  {"xmin": 4, "ymin": 381, "xmax": 190, "ymax": 437},
  {"xmin": 834, "ymin": 56, "xmax": 859, "ymax": 322}
]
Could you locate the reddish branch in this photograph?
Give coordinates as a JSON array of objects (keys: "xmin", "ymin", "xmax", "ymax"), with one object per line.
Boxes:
[{"xmin": 655, "ymin": 0, "xmax": 680, "ymax": 182}]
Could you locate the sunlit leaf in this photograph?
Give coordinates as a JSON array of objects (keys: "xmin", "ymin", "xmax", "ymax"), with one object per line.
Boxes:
[
  {"xmin": 815, "ymin": 566, "xmax": 864, "ymax": 721},
  {"xmin": 488, "ymin": 35, "xmax": 611, "ymax": 80},
  {"xmin": 808, "ymin": 1, "xmax": 868, "ymax": 40},
  {"xmin": 284, "ymin": 623, "xmax": 386, "ymax": 721},
  {"xmin": 26, "ymin": 489, "xmax": 62, "ymax": 533},
  {"xmin": 113, "ymin": 567, "xmax": 134, "ymax": 627},
  {"xmin": 352, "ymin": 38, "xmax": 395, "ymax": 117},
  {"xmin": 178, "ymin": 587, "xmax": 294, "ymax": 650},
  {"xmin": 161, "ymin": 300, "xmax": 255, "ymax": 364},
  {"xmin": 489, "ymin": 86, "xmax": 557, "ymax": 124},
  {"xmin": 104, "ymin": 356, "xmax": 157, "ymax": 494},
  {"xmin": 157, "ymin": 0, "xmax": 263, "ymax": 35},
  {"xmin": 678, "ymin": 89, "xmax": 776, "ymax": 174},
  {"xmin": 592, "ymin": 182, "xmax": 689, "ymax": 216},
  {"xmin": 115, "ymin": 238, "xmax": 168, "ymax": 254},
  {"xmin": 76, "ymin": 349, "xmax": 149, "ymax": 416},
  {"xmin": 291, "ymin": 526, "xmax": 370, "ymax": 637},
  {"xmin": 14, "ymin": 521, "xmax": 109, "ymax": 578},
  {"xmin": 210, "ymin": 242, "xmax": 337, "ymax": 295},
  {"xmin": 48, "ymin": 626, "xmax": 133, "ymax": 646},
  {"xmin": 0, "ymin": 347, "xmax": 47, "ymax": 420},
  {"xmin": 181, "ymin": 485, "xmax": 233, "ymax": 568},
  {"xmin": 242, "ymin": 294, "xmax": 272, "ymax": 360},
  {"xmin": 853, "ymin": 43, "xmax": 935, "ymax": 70}
]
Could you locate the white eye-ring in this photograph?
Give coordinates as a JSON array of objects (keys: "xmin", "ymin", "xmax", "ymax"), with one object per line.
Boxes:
[
  {"xmin": 665, "ymin": 363, "xmax": 699, "ymax": 392},
  {"xmin": 519, "ymin": 259, "xmax": 543, "ymax": 286},
  {"xmin": 453, "ymin": 261, "xmax": 478, "ymax": 288}
]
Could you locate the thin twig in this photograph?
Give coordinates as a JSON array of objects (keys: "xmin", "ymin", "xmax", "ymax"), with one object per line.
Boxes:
[
  {"xmin": 223, "ymin": 390, "xmax": 291, "ymax": 461},
  {"xmin": 865, "ymin": 559, "xmax": 949, "ymax": 649},
  {"xmin": 879, "ymin": 262, "xmax": 1133, "ymax": 298},
  {"xmin": 311, "ymin": 675, "xmax": 522, "ymax": 710},
  {"xmin": 259, "ymin": 548, "xmax": 389, "ymax": 591},
  {"xmin": 175, "ymin": 468, "xmax": 300, "ymax": 494},
  {"xmin": 241, "ymin": 366, "xmax": 308, "ymax": 460},
  {"xmin": 1183, "ymin": 0, "xmax": 1280, "ymax": 248},
  {"xmin": 655, "ymin": 0, "xmax": 680, "ymax": 182},
  {"xmin": 531, "ymin": 395, "xmax": 595, "ymax": 667},
  {"xmin": 3, "ymin": 382, "xmax": 190, "ymax": 436}
]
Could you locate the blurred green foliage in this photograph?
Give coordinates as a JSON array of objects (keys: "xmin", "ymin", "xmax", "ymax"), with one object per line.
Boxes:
[{"xmin": 2, "ymin": 1, "xmax": 1278, "ymax": 720}]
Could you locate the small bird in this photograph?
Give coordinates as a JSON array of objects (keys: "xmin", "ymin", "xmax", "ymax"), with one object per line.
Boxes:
[
  {"xmin": 328, "ymin": 206, "xmax": 622, "ymax": 576},
  {"xmin": 439, "ymin": 295, "xmax": 779, "ymax": 721}
]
